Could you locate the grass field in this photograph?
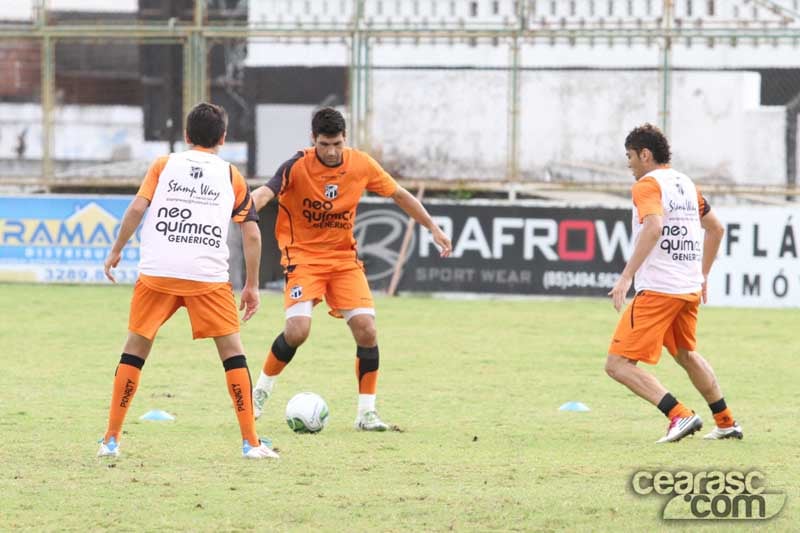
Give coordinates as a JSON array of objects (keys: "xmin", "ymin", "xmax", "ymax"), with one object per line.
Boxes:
[{"xmin": 1, "ymin": 283, "xmax": 798, "ymax": 532}]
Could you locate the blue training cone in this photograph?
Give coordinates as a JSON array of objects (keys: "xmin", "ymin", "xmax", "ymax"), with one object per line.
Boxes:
[
  {"xmin": 559, "ymin": 401, "xmax": 591, "ymax": 412},
  {"xmin": 139, "ymin": 409, "xmax": 175, "ymax": 421}
]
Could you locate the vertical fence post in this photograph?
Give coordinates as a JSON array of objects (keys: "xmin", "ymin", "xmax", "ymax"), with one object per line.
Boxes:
[
  {"xmin": 183, "ymin": 0, "xmax": 207, "ymax": 121},
  {"xmin": 349, "ymin": 0, "xmax": 364, "ymax": 148},
  {"xmin": 363, "ymin": 35, "xmax": 372, "ymax": 152},
  {"xmin": 507, "ymin": 1, "xmax": 525, "ymax": 182},
  {"xmin": 659, "ymin": 0, "xmax": 673, "ymax": 137},
  {"xmin": 41, "ymin": 34, "xmax": 55, "ymax": 190}
]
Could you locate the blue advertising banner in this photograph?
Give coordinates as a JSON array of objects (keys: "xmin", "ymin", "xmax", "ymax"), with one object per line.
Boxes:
[{"xmin": 0, "ymin": 195, "xmax": 139, "ymax": 284}]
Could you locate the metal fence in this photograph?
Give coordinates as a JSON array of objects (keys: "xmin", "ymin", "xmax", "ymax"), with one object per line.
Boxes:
[{"xmin": 1, "ymin": 0, "xmax": 800, "ymax": 196}]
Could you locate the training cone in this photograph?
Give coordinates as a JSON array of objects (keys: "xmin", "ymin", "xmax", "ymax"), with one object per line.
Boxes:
[
  {"xmin": 559, "ymin": 401, "xmax": 591, "ymax": 412},
  {"xmin": 139, "ymin": 409, "xmax": 175, "ymax": 421}
]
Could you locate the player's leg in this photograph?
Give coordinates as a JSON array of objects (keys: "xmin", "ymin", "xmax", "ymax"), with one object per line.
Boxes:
[
  {"xmin": 605, "ymin": 292, "xmax": 701, "ymax": 443},
  {"xmin": 326, "ymin": 263, "xmax": 388, "ymax": 431},
  {"xmin": 188, "ymin": 286, "xmax": 279, "ymax": 459},
  {"xmin": 214, "ymin": 332, "xmax": 279, "ymax": 459},
  {"xmin": 99, "ymin": 282, "xmax": 180, "ymax": 457},
  {"xmin": 668, "ymin": 298, "xmax": 742, "ymax": 440},
  {"xmin": 253, "ymin": 265, "xmax": 323, "ymax": 418},
  {"xmin": 604, "ymin": 354, "xmax": 669, "ymax": 404},
  {"xmin": 344, "ymin": 311, "xmax": 388, "ymax": 431},
  {"xmin": 253, "ymin": 313, "xmax": 312, "ymax": 419}
]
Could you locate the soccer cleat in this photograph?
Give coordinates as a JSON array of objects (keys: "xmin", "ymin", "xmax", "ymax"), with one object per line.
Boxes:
[
  {"xmin": 656, "ymin": 413, "xmax": 703, "ymax": 443},
  {"xmin": 97, "ymin": 436, "xmax": 120, "ymax": 458},
  {"xmin": 242, "ymin": 438, "xmax": 279, "ymax": 459},
  {"xmin": 703, "ymin": 422, "xmax": 743, "ymax": 440},
  {"xmin": 354, "ymin": 411, "xmax": 389, "ymax": 432},
  {"xmin": 252, "ymin": 387, "xmax": 270, "ymax": 420}
]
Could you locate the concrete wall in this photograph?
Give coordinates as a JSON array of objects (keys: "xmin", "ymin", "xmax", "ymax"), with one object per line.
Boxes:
[
  {"xmin": 0, "ymin": 104, "xmax": 247, "ymax": 171},
  {"xmin": 366, "ymin": 69, "xmax": 786, "ymax": 184}
]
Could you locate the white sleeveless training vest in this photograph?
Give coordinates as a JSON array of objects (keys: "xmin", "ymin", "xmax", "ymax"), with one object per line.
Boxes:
[
  {"xmin": 138, "ymin": 150, "xmax": 235, "ymax": 282},
  {"xmin": 633, "ymin": 168, "xmax": 704, "ymax": 294}
]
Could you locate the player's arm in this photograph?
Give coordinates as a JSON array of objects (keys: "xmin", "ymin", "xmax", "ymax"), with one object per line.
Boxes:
[
  {"xmin": 253, "ymin": 152, "xmax": 302, "ymax": 212},
  {"xmin": 608, "ymin": 214, "xmax": 662, "ymax": 312},
  {"xmin": 700, "ymin": 208, "xmax": 724, "ymax": 303},
  {"xmin": 390, "ymin": 187, "xmax": 452, "ymax": 257},
  {"xmin": 239, "ymin": 220, "xmax": 261, "ymax": 322},
  {"xmin": 251, "ymin": 185, "xmax": 276, "ymax": 212},
  {"xmin": 104, "ymin": 196, "xmax": 149, "ymax": 283}
]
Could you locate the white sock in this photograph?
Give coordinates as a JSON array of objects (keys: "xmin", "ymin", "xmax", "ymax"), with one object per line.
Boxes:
[
  {"xmin": 358, "ymin": 394, "xmax": 376, "ymax": 416},
  {"xmin": 255, "ymin": 371, "xmax": 277, "ymax": 395}
]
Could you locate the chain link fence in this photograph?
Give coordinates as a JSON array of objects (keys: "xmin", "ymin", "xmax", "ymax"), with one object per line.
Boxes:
[{"xmin": 1, "ymin": 0, "xmax": 799, "ymax": 196}]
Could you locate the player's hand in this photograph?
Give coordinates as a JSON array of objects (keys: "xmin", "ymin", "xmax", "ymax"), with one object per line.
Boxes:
[
  {"xmin": 103, "ymin": 249, "xmax": 121, "ymax": 283},
  {"xmin": 701, "ymin": 275, "xmax": 708, "ymax": 304},
  {"xmin": 608, "ymin": 274, "xmax": 632, "ymax": 312},
  {"xmin": 432, "ymin": 227, "xmax": 452, "ymax": 258},
  {"xmin": 239, "ymin": 285, "xmax": 260, "ymax": 322}
]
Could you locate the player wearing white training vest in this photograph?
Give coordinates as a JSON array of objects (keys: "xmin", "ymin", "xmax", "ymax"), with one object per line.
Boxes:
[
  {"xmin": 604, "ymin": 123, "xmax": 742, "ymax": 444},
  {"xmin": 138, "ymin": 150, "xmax": 236, "ymax": 281},
  {"xmin": 630, "ymin": 167, "xmax": 705, "ymax": 295},
  {"xmin": 98, "ymin": 102, "xmax": 278, "ymax": 460}
]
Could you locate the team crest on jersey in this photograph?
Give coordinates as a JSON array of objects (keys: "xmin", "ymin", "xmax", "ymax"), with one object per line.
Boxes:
[
  {"xmin": 190, "ymin": 166, "xmax": 204, "ymax": 179},
  {"xmin": 289, "ymin": 285, "xmax": 303, "ymax": 299},
  {"xmin": 324, "ymin": 183, "xmax": 338, "ymax": 200}
]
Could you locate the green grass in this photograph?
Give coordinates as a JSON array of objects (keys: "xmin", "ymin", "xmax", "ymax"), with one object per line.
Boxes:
[{"xmin": 1, "ymin": 283, "xmax": 798, "ymax": 532}]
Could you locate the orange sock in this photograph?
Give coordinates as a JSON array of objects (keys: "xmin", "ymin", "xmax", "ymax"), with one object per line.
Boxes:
[
  {"xmin": 668, "ymin": 403, "xmax": 694, "ymax": 419},
  {"xmin": 713, "ymin": 408, "xmax": 734, "ymax": 428},
  {"xmin": 709, "ymin": 398, "xmax": 734, "ymax": 427},
  {"xmin": 356, "ymin": 345, "xmax": 379, "ymax": 394},
  {"xmin": 223, "ymin": 355, "xmax": 259, "ymax": 446},
  {"xmin": 104, "ymin": 353, "xmax": 145, "ymax": 443},
  {"xmin": 263, "ymin": 351, "xmax": 287, "ymax": 377}
]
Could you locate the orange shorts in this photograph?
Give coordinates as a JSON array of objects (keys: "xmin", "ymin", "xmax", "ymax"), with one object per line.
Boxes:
[
  {"xmin": 283, "ymin": 262, "xmax": 374, "ymax": 318},
  {"xmin": 128, "ymin": 279, "xmax": 240, "ymax": 340},
  {"xmin": 608, "ymin": 290, "xmax": 701, "ymax": 365}
]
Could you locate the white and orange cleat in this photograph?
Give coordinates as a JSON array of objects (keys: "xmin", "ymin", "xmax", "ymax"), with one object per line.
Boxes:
[{"xmin": 656, "ymin": 413, "xmax": 703, "ymax": 443}]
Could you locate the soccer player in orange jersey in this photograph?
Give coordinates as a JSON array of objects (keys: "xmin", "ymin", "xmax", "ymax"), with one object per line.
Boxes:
[
  {"xmin": 605, "ymin": 123, "xmax": 742, "ymax": 443},
  {"xmin": 249, "ymin": 107, "xmax": 452, "ymax": 430},
  {"xmin": 98, "ymin": 103, "xmax": 278, "ymax": 459}
]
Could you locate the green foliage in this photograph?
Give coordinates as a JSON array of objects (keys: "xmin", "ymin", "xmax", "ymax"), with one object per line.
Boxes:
[{"xmin": 1, "ymin": 284, "xmax": 798, "ymax": 531}]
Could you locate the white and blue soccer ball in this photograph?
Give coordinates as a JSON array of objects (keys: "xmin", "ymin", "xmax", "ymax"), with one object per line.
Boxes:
[{"xmin": 285, "ymin": 392, "xmax": 329, "ymax": 433}]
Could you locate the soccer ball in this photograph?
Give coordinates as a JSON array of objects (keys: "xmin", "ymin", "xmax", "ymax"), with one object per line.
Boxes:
[{"xmin": 285, "ymin": 392, "xmax": 329, "ymax": 433}]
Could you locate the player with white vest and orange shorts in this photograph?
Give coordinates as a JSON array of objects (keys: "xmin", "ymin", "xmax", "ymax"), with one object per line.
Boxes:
[
  {"xmin": 605, "ymin": 123, "xmax": 743, "ymax": 443},
  {"xmin": 97, "ymin": 103, "xmax": 278, "ymax": 459}
]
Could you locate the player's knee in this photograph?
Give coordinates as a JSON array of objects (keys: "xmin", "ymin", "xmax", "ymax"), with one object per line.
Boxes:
[
  {"xmin": 351, "ymin": 318, "xmax": 377, "ymax": 346},
  {"xmin": 355, "ymin": 328, "xmax": 377, "ymax": 347},
  {"xmin": 605, "ymin": 355, "xmax": 627, "ymax": 380},
  {"xmin": 675, "ymin": 349, "xmax": 703, "ymax": 370},
  {"xmin": 283, "ymin": 320, "xmax": 310, "ymax": 347}
]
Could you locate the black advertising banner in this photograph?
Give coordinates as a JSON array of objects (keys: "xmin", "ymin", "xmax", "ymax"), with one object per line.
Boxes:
[{"xmin": 354, "ymin": 199, "xmax": 632, "ymax": 296}]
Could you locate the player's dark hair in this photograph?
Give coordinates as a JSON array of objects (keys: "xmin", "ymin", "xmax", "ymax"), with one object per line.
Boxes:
[
  {"xmin": 312, "ymin": 107, "xmax": 346, "ymax": 138},
  {"xmin": 186, "ymin": 102, "xmax": 228, "ymax": 148},
  {"xmin": 624, "ymin": 123, "xmax": 671, "ymax": 164}
]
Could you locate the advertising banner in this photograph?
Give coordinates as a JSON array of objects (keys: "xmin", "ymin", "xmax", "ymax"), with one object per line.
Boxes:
[
  {"xmin": 0, "ymin": 195, "xmax": 139, "ymax": 284},
  {"xmin": 2, "ymin": 196, "xmax": 796, "ymax": 308},
  {"xmin": 356, "ymin": 199, "xmax": 799, "ymax": 308},
  {"xmin": 709, "ymin": 207, "xmax": 799, "ymax": 308},
  {"xmin": 355, "ymin": 199, "xmax": 632, "ymax": 296}
]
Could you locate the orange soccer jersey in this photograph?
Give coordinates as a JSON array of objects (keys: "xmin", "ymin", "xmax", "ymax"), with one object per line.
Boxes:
[{"xmin": 265, "ymin": 147, "xmax": 398, "ymax": 266}]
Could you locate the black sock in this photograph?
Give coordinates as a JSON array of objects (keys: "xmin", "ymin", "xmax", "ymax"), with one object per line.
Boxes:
[
  {"xmin": 708, "ymin": 398, "xmax": 727, "ymax": 414},
  {"xmin": 657, "ymin": 393, "xmax": 678, "ymax": 417}
]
